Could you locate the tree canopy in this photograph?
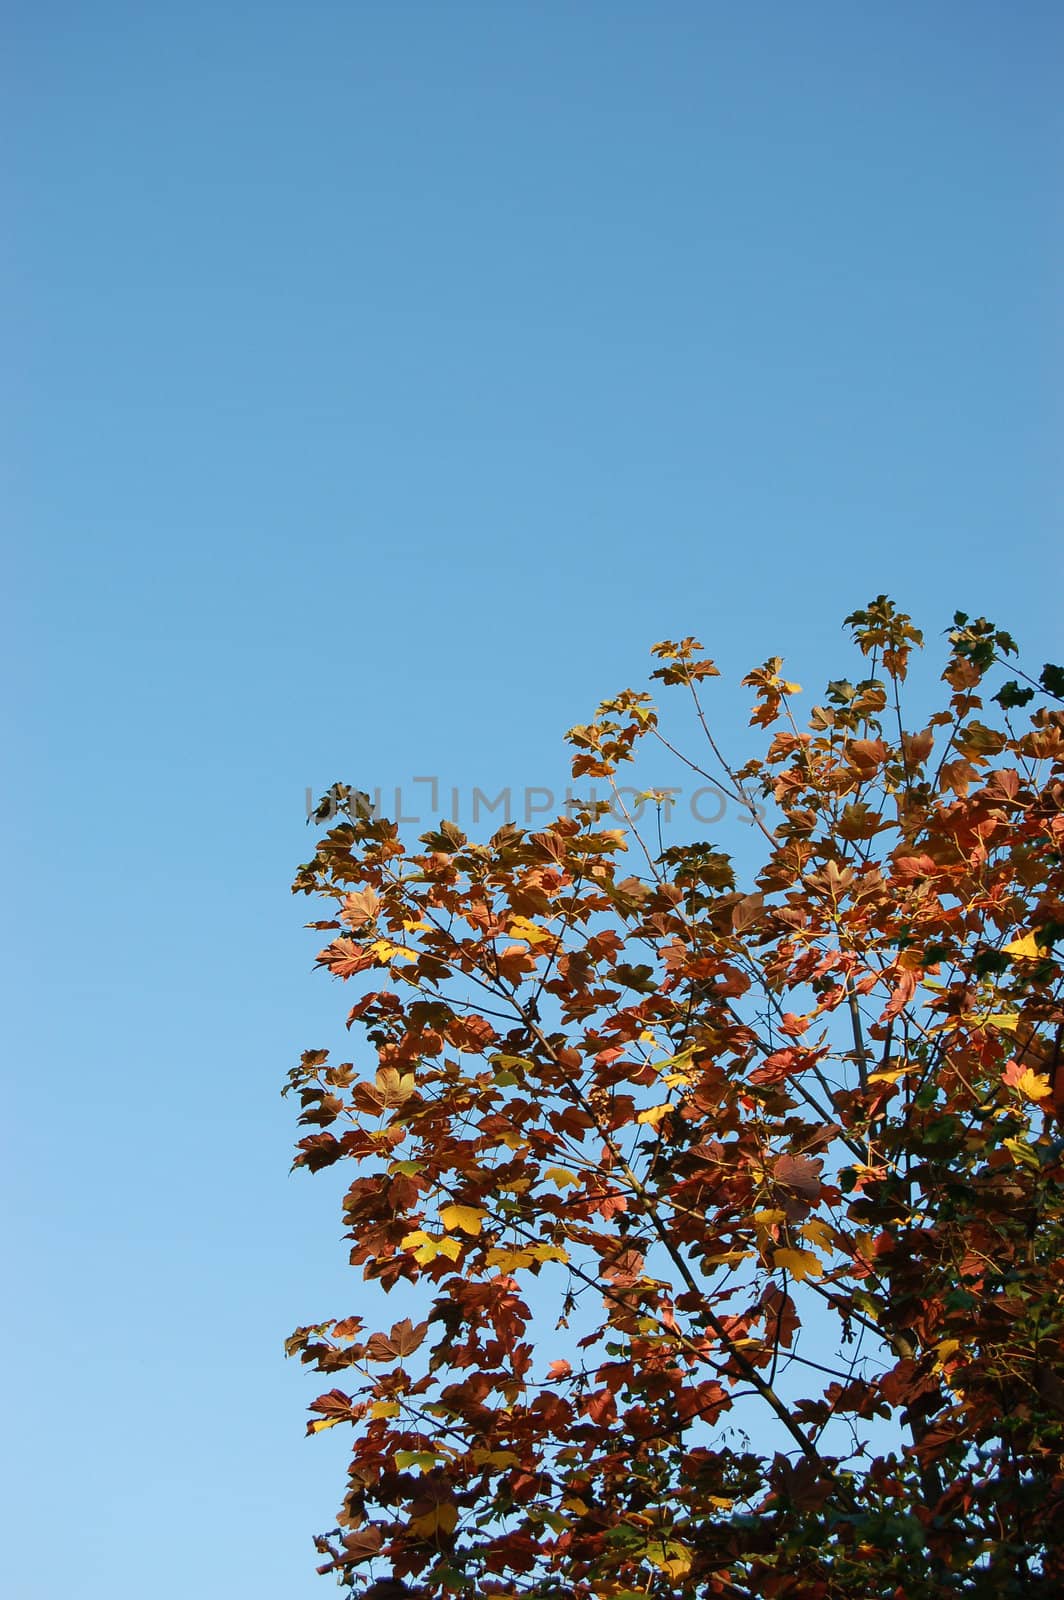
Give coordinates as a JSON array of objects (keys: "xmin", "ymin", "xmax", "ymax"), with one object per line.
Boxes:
[{"xmin": 287, "ymin": 600, "xmax": 1064, "ymax": 1598}]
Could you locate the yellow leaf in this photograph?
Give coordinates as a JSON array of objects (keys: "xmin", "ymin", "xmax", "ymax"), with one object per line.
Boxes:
[
  {"xmin": 528, "ymin": 1243, "xmax": 570, "ymax": 1264},
  {"xmin": 400, "ymin": 1230, "xmax": 433, "ymax": 1250},
  {"xmin": 985, "ymin": 1012, "xmax": 1019, "ymax": 1032},
  {"xmin": 1004, "ymin": 932, "xmax": 1042, "ymax": 959},
  {"xmin": 752, "ymin": 1208, "xmax": 788, "ymax": 1226},
  {"xmin": 309, "ymin": 1416, "xmax": 344, "ymax": 1432},
  {"xmin": 702, "ymin": 1249, "xmax": 754, "ymax": 1268},
  {"xmin": 369, "ymin": 1400, "xmax": 401, "ymax": 1419},
  {"xmin": 801, "ymin": 1218, "xmax": 836, "ymax": 1250},
  {"xmin": 1014, "ymin": 1068, "xmax": 1051, "ymax": 1102},
  {"xmin": 439, "ymin": 1203, "xmax": 487, "ymax": 1235},
  {"xmin": 1004, "ymin": 1136, "xmax": 1042, "ymax": 1169},
  {"xmin": 543, "ymin": 1167, "xmax": 581, "ymax": 1190},
  {"xmin": 408, "ymin": 1501, "xmax": 458, "ymax": 1540},
  {"xmin": 508, "ymin": 916, "xmax": 555, "ymax": 946},
  {"xmin": 636, "ymin": 1102, "xmax": 674, "ymax": 1127},
  {"xmin": 773, "ymin": 1247, "xmax": 824, "ymax": 1281},
  {"xmin": 867, "ymin": 1066, "xmax": 914, "ymax": 1085},
  {"xmin": 646, "ymin": 1541, "xmax": 693, "ymax": 1579},
  {"xmin": 406, "ymin": 1233, "xmax": 464, "ymax": 1265},
  {"xmin": 394, "ymin": 1449, "xmax": 439, "ymax": 1471},
  {"xmin": 370, "ymin": 938, "xmax": 418, "ymax": 963},
  {"xmin": 653, "ymin": 1045, "xmax": 696, "ymax": 1072},
  {"xmin": 402, "ymin": 918, "xmax": 432, "ymax": 933},
  {"xmin": 486, "ymin": 1247, "xmax": 534, "ymax": 1272},
  {"xmin": 468, "ymin": 1448, "xmax": 520, "ymax": 1468}
]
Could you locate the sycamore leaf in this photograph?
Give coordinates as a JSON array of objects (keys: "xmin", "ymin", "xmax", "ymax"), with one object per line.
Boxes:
[
  {"xmin": 645, "ymin": 1541, "xmax": 694, "ymax": 1580},
  {"xmin": 484, "ymin": 1243, "xmax": 568, "ymax": 1271},
  {"xmin": 543, "ymin": 1166, "xmax": 581, "ymax": 1189},
  {"xmin": 773, "ymin": 1248, "xmax": 824, "ymax": 1281},
  {"xmin": 773, "ymin": 1153, "xmax": 823, "ymax": 1197},
  {"xmin": 486, "ymin": 1247, "xmax": 534, "ymax": 1271},
  {"xmin": 394, "ymin": 1450, "xmax": 439, "ymax": 1472},
  {"xmin": 1004, "ymin": 1136, "xmax": 1042, "ymax": 1169},
  {"xmin": 528, "ymin": 1243, "xmax": 569, "ymax": 1264},
  {"xmin": 439, "ymin": 1204, "xmax": 487, "ymax": 1235},
  {"xmin": 636, "ymin": 1102, "xmax": 674, "ymax": 1127},
  {"xmin": 370, "ymin": 938, "xmax": 418, "ymax": 964},
  {"xmin": 1004, "ymin": 932, "xmax": 1043, "ymax": 959},
  {"xmin": 400, "ymin": 1229, "xmax": 432, "ymax": 1249},
  {"xmin": 341, "ymin": 888, "xmax": 380, "ymax": 927},
  {"xmin": 702, "ymin": 1249, "xmax": 755, "ymax": 1268},
  {"xmin": 507, "ymin": 916, "xmax": 556, "ymax": 946},
  {"xmin": 309, "ymin": 1416, "xmax": 345, "ymax": 1432},
  {"xmin": 365, "ymin": 1319, "xmax": 429, "ymax": 1360},
  {"xmin": 402, "ymin": 1231, "xmax": 464, "ymax": 1265},
  {"xmin": 408, "ymin": 1502, "xmax": 458, "ymax": 1540},
  {"xmin": 801, "ymin": 1218, "xmax": 836, "ymax": 1251},
  {"xmin": 1005, "ymin": 1065, "xmax": 1051, "ymax": 1101},
  {"xmin": 369, "ymin": 1400, "xmax": 401, "ymax": 1420}
]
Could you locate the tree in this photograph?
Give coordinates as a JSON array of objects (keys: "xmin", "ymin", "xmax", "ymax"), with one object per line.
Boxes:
[{"xmin": 286, "ymin": 600, "xmax": 1064, "ymax": 1599}]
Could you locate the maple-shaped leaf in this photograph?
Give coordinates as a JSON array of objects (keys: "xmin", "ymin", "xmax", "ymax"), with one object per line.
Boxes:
[
  {"xmin": 485, "ymin": 1247, "xmax": 534, "ymax": 1272},
  {"xmin": 439, "ymin": 1204, "xmax": 487, "ymax": 1235},
  {"xmin": 332, "ymin": 1316, "xmax": 365, "ymax": 1341},
  {"xmin": 772, "ymin": 1153, "xmax": 823, "ymax": 1198},
  {"xmin": 341, "ymin": 888, "xmax": 380, "ymax": 928},
  {"xmin": 507, "ymin": 915, "xmax": 556, "ymax": 946},
  {"xmin": 333, "ymin": 1527, "xmax": 382, "ymax": 1565},
  {"xmin": 401, "ymin": 1231, "xmax": 463, "ymax": 1266},
  {"xmin": 446, "ymin": 1014, "xmax": 497, "ymax": 1053},
  {"xmin": 368, "ymin": 1399, "xmax": 400, "ymax": 1419},
  {"xmin": 773, "ymin": 1248, "xmax": 824, "ymax": 1281},
  {"xmin": 369, "ymin": 938, "xmax": 418, "ymax": 964},
  {"xmin": 408, "ymin": 1499, "xmax": 458, "ymax": 1541},
  {"xmin": 645, "ymin": 1540, "xmax": 694, "ymax": 1580},
  {"xmin": 636, "ymin": 1102, "xmax": 673, "ymax": 1127},
  {"xmin": 1003, "ymin": 1061, "xmax": 1051, "ymax": 1101},
  {"xmin": 316, "ymin": 938, "xmax": 375, "ymax": 978},
  {"xmin": 364, "ymin": 1319, "xmax": 429, "ymax": 1361},
  {"xmin": 542, "ymin": 1166, "xmax": 581, "ymax": 1189}
]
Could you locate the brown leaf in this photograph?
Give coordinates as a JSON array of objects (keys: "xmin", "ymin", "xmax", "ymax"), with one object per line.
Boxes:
[{"xmin": 772, "ymin": 1153, "xmax": 823, "ymax": 1198}]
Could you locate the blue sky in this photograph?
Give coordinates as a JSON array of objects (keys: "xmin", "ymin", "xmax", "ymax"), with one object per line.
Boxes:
[{"xmin": 4, "ymin": 3, "xmax": 1062, "ymax": 1594}]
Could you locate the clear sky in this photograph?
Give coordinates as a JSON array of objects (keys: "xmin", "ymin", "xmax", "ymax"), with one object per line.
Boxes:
[{"xmin": 4, "ymin": 3, "xmax": 1062, "ymax": 1595}]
